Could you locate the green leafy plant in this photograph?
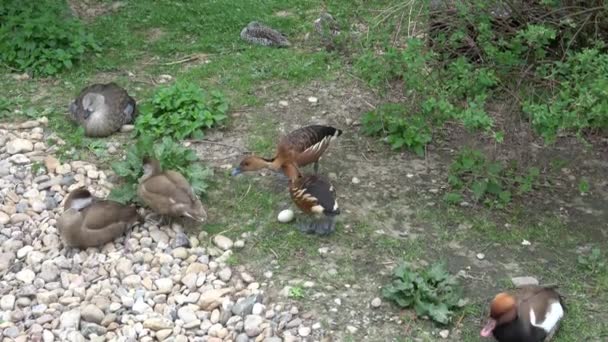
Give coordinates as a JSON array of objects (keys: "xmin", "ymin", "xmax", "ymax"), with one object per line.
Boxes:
[
  {"xmin": 524, "ymin": 48, "xmax": 608, "ymax": 142},
  {"xmin": 134, "ymin": 81, "xmax": 229, "ymax": 140},
  {"xmin": 288, "ymin": 286, "xmax": 305, "ymax": 299},
  {"xmin": 0, "ymin": 0, "xmax": 100, "ymax": 76},
  {"xmin": 579, "ymin": 179, "xmax": 590, "ymax": 194},
  {"xmin": 382, "ymin": 262, "xmax": 464, "ymax": 325},
  {"xmin": 578, "ymin": 248, "xmax": 606, "ymax": 275},
  {"xmin": 109, "ymin": 136, "xmax": 213, "ymax": 204},
  {"xmin": 362, "ymin": 103, "xmax": 432, "ymax": 156},
  {"xmin": 445, "ymin": 149, "xmax": 540, "ymax": 207}
]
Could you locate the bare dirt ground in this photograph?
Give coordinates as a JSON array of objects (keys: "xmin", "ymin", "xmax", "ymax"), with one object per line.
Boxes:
[{"xmin": 190, "ymin": 75, "xmax": 608, "ymax": 341}]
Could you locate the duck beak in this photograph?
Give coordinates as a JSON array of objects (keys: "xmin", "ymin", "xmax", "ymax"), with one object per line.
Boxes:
[
  {"xmin": 231, "ymin": 167, "xmax": 242, "ymax": 176},
  {"xmin": 84, "ymin": 108, "xmax": 93, "ymax": 119},
  {"xmin": 480, "ymin": 318, "xmax": 496, "ymax": 337}
]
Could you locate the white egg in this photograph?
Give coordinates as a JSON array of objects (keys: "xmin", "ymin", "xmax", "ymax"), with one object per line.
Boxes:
[{"xmin": 277, "ymin": 209, "xmax": 294, "ymax": 223}]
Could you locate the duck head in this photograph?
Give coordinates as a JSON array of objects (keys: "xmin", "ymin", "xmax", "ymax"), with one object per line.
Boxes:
[
  {"xmin": 141, "ymin": 157, "xmax": 162, "ymax": 181},
  {"xmin": 231, "ymin": 156, "xmax": 274, "ymax": 176},
  {"xmin": 64, "ymin": 188, "xmax": 95, "ymax": 211},
  {"xmin": 81, "ymin": 93, "xmax": 105, "ymax": 120},
  {"xmin": 481, "ymin": 292, "xmax": 517, "ymax": 337}
]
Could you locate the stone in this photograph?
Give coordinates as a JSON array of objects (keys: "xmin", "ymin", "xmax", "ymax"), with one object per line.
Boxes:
[
  {"xmin": 7, "ymin": 138, "xmax": 33, "ymax": 154},
  {"xmin": 511, "ymin": 276, "xmax": 539, "ymax": 287},
  {"xmin": 43, "ymin": 330, "xmax": 54, "ymax": 342},
  {"xmin": 177, "ymin": 306, "xmax": 197, "ymax": 324},
  {"xmin": 143, "ymin": 318, "xmax": 173, "ymax": 331},
  {"xmin": 351, "ymin": 177, "xmax": 360, "ymax": 184},
  {"xmin": 36, "ymin": 291, "xmax": 58, "ymax": 305},
  {"xmin": 199, "ymin": 288, "xmax": 232, "ymax": 311},
  {"xmin": 81, "ymin": 322, "xmax": 107, "ymax": 337},
  {"xmin": 1, "ymin": 294, "xmax": 16, "ymax": 310},
  {"xmin": 155, "ymin": 278, "xmax": 173, "ymax": 294},
  {"xmin": 44, "ymin": 156, "xmax": 60, "ymax": 173},
  {"xmin": 476, "ymin": 253, "xmax": 485, "ymax": 260},
  {"xmin": 115, "ymin": 258, "xmax": 133, "ymax": 277},
  {"xmin": 244, "ymin": 315, "xmax": 263, "ymax": 337},
  {"xmin": 16, "ymin": 269, "xmax": 35, "ymax": 284},
  {"xmin": 172, "ymin": 247, "xmax": 188, "ymax": 259},
  {"xmin": 172, "ymin": 232, "xmax": 191, "ymax": 248},
  {"xmin": 307, "ymin": 96, "xmax": 318, "ymax": 104},
  {"xmin": 439, "ymin": 329, "xmax": 450, "ymax": 339},
  {"xmin": 122, "ymin": 274, "xmax": 142, "ymax": 287},
  {"xmin": 81, "ymin": 304, "xmax": 105, "ymax": 324},
  {"xmin": 9, "ymin": 154, "xmax": 30, "ymax": 165},
  {"xmin": 60, "ymin": 309, "xmax": 81, "ymax": 330},
  {"xmin": 149, "ymin": 229, "xmax": 169, "ymax": 244},
  {"xmin": 279, "ymin": 101, "xmax": 289, "ymax": 107},
  {"xmin": 0, "ymin": 211, "xmax": 10, "ymax": 225},
  {"xmin": 4, "ymin": 326, "xmax": 19, "ymax": 338},
  {"xmin": 156, "ymin": 329, "xmax": 172, "ymax": 340},
  {"xmin": 40, "ymin": 261, "xmax": 60, "ymax": 282},
  {"xmin": 213, "ymin": 235, "xmax": 233, "ymax": 250},
  {"xmin": 218, "ymin": 267, "xmax": 232, "ymax": 281},
  {"xmin": 298, "ymin": 326, "xmax": 311, "ymax": 337},
  {"xmin": 252, "ymin": 303, "xmax": 265, "ymax": 315},
  {"xmin": 371, "ymin": 297, "xmax": 382, "ymax": 308},
  {"xmin": 232, "ymin": 294, "xmax": 260, "ymax": 316}
]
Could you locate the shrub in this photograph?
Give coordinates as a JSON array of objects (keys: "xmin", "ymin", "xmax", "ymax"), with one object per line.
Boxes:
[
  {"xmin": 0, "ymin": 0, "xmax": 100, "ymax": 76},
  {"xmin": 382, "ymin": 261, "xmax": 464, "ymax": 325},
  {"xmin": 362, "ymin": 103, "xmax": 432, "ymax": 156},
  {"xmin": 134, "ymin": 81, "xmax": 229, "ymax": 141},
  {"xmin": 109, "ymin": 136, "xmax": 213, "ymax": 204},
  {"xmin": 445, "ymin": 149, "xmax": 540, "ymax": 208},
  {"xmin": 524, "ymin": 48, "xmax": 608, "ymax": 142}
]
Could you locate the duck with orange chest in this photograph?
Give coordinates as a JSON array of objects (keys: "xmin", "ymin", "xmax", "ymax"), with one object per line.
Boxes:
[
  {"xmin": 481, "ymin": 285, "xmax": 565, "ymax": 342},
  {"xmin": 231, "ymin": 124, "xmax": 342, "ymax": 177},
  {"xmin": 281, "ymin": 162, "xmax": 340, "ymax": 235}
]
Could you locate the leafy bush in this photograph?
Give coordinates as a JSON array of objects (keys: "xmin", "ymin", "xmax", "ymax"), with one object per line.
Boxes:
[
  {"xmin": 445, "ymin": 149, "xmax": 540, "ymax": 207},
  {"xmin": 359, "ymin": 41, "xmax": 498, "ymax": 155},
  {"xmin": 134, "ymin": 81, "xmax": 229, "ymax": 140},
  {"xmin": 578, "ymin": 248, "xmax": 606, "ymax": 275},
  {"xmin": 524, "ymin": 48, "xmax": 608, "ymax": 142},
  {"xmin": 0, "ymin": 0, "xmax": 99, "ymax": 76},
  {"xmin": 362, "ymin": 103, "xmax": 432, "ymax": 156},
  {"xmin": 109, "ymin": 136, "xmax": 213, "ymax": 204},
  {"xmin": 382, "ymin": 262, "xmax": 464, "ymax": 325}
]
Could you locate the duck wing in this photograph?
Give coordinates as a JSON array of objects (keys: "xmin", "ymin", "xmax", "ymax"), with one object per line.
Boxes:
[
  {"xmin": 82, "ymin": 200, "xmax": 139, "ymax": 230},
  {"xmin": 281, "ymin": 125, "xmax": 342, "ymax": 166},
  {"xmin": 293, "ymin": 175, "xmax": 339, "ymax": 215},
  {"xmin": 100, "ymin": 83, "xmax": 137, "ymax": 124}
]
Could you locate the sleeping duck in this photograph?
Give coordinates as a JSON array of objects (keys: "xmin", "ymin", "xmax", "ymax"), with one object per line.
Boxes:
[
  {"xmin": 137, "ymin": 157, "xmax": 207, "ymax": 223},
  {"xmin": 240, "ymin": 21, "xmax": 291, "ymax": 47},
  {"xmin": 232, "ymin": 124, "xmax": 342, "ymax": 176},
  {"xmin": 68, "ymin": 82, "xmax": 137, "ymax": 137},
  {"xmin": 281, "ymin": 162, "xmax": 340, "ymax": 235},
  {"xmin": 57, "ymin": 188, "xmax": 141, "ymax": 249},
  {"xmin": 481, "ymin": 285, "xmax": 565, "ymax": 342}
]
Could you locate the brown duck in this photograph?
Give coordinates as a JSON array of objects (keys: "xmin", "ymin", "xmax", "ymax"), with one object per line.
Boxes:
[
  {"xmin": 281, "ymin": 162, "xmax": 340, "ymax": 235},
  {"xmin": 57, "ymin": 188, "xmax": 141, "ymax": 249},
  {"xmin": 68, "ymin": 82, "xmax": 137, "ymax": 137},
  {"xmin": 481, "ymin": 285, "xmax": 565, "ymax": 342},
  {"xmin": 137, "ymin": 157, "xmax": 207, "ymax": 222},
  {"xmin": 232, "ymin": 124, "xmax": 342, "ymax": 176}
]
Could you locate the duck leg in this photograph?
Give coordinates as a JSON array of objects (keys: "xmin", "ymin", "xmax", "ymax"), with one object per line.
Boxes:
[
  {"xmin": 312, "ymin": 216, "xmax": 336, "ymax": 236},
  {"xmin": 296, "ymin": 217, "xmax": 316, "ymax": 235}
]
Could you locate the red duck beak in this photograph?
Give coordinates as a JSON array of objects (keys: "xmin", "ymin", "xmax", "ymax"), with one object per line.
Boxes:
[{"xmin": 480, "ymin": 318, "xmax": 496, "ymax": 337}]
